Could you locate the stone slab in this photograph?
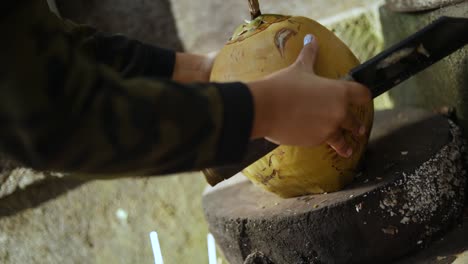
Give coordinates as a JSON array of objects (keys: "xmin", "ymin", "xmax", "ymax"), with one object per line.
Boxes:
[
  {"xmin": 203, "ymin": 109, "xmax": 466, "ymax": 264},
  {"xmin": 395, "ymin": 210, "xmax": 468, "ymax": 264}
]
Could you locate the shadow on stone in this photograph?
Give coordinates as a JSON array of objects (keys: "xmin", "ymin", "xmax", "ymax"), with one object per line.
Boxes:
[{"xmin": 0, "ymin": 178, "xmax": 88, "ymax": 218}]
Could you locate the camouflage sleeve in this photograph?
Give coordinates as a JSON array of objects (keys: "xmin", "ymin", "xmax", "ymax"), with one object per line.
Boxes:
[
  {"xmin": 0, "ymin": 1, "xmax": 254, "ymax": 177},
  {"xmin": 61, "ymin": 19, "xmax": 178, "ymax": 79}
]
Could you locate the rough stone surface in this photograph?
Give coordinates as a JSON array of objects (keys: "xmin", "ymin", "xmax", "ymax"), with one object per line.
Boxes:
[
  {"xmin": 394, "ymin": 210, "xmax": 468, "ymax": 264},
  {"xmin": 380, "ymin": 0, "xmax": 468, "ymax": 209},
  {"xmin": 0, "ymin": 167, "xmax": 55, "ymax": 200},
  {"xmin": 203, "ymin": 109, "xmax": 466, "ymax": 264},
  {"xmin": 0, "ymin": 174, "xmax": 210, "ymax": 264},
  {"xmin": 379, "ymin": 3, "xmax": 468, "ymax": 263}
]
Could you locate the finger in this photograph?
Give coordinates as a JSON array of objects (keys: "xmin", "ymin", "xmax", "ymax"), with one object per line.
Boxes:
[
  {"xmin": 344, "ymin": 81, "xmax": 372, "ymax": 105},
  {"xmin": 295, "ymin": 34, "xmax": 319, "ymax": 72},
  {"xmin": 341, "ymin": 111, "xmax": 366, "ymax": 136},
  {"xmin": 327, "ymin": 130, "xmax": 353, "ymax": 158}
]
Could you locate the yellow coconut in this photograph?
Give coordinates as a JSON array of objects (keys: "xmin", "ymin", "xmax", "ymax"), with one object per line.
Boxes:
[{"xmin": 209, "ymin": 8, "xmax": 374, "ymax": 198}]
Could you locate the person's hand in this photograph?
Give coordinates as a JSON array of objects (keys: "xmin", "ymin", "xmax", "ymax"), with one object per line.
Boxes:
[
  {"xmin": 172, "ymin": 51, "xmax": 217, "ymax": 83},
  {"xmin": 248, "ymin": 34, "xmax": 371, "ymax": 158}
]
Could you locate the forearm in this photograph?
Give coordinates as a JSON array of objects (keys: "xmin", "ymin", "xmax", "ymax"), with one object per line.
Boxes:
[
  {"xmin": 0, "ymin": 0, "xmax": 254, "ymax": 176},
  {"xmin": 61, "ymin": 12, "xmax": 215, "ymax": 84},
  {"xmin": 66, "ymin": 22, "xmax": 213, "ymax": 84},
  {"xmin": 64, "ymin": 21, "xmax": 177, "ymax": 80}
]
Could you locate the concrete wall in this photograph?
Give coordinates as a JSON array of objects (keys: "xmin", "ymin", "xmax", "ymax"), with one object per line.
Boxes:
[{"xmin": 381, "ymin": 2, "xmax": 468, "ymax": 132}]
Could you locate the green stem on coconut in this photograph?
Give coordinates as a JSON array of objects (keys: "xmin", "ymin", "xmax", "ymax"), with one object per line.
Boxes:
[{"xmin": 248, "ymin": 0, "xmax": 262, "ymax": 20}]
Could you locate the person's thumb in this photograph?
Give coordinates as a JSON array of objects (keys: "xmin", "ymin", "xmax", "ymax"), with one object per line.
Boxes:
[{"xmin": 295, "ymin": 34, "xmax": 319, "ymax": 72}]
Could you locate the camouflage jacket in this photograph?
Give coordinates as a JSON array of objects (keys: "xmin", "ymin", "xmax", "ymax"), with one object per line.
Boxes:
[{"xmin": 0, "ymin": 0, "xmax": 254, "ymax": 177}]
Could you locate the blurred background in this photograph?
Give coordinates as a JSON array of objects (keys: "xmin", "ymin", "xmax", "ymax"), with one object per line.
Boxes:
[{"xmin": 0, "ymin": 0, "xmax": 392, "ymax": 263}]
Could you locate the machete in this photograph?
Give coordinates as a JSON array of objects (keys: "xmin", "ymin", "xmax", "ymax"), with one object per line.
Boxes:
[{"xmin": 204, "ymin": 16, "xmax": 468, "ymax": 186}]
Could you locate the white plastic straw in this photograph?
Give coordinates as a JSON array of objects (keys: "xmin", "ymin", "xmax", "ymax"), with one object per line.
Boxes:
[
  {"xmin": 207, "ymin": 233, "xmax": 217, "ymax": 264},
  {"xmin": 150, "ymin": 231, "xmax": 164, "ymax": 264}
]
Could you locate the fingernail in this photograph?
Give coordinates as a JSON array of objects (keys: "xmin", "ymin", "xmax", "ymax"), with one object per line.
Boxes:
[
  {"xmin": 304, "ymin": 34, "xmax": 314, "ymax": 46},
  {"xmin": 359, "ymin": 125, "xmax": 366, "ymax": 136},
  {"xmin": 346, "ymin": 148, "xmax": 353, "ymax": 157}
]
